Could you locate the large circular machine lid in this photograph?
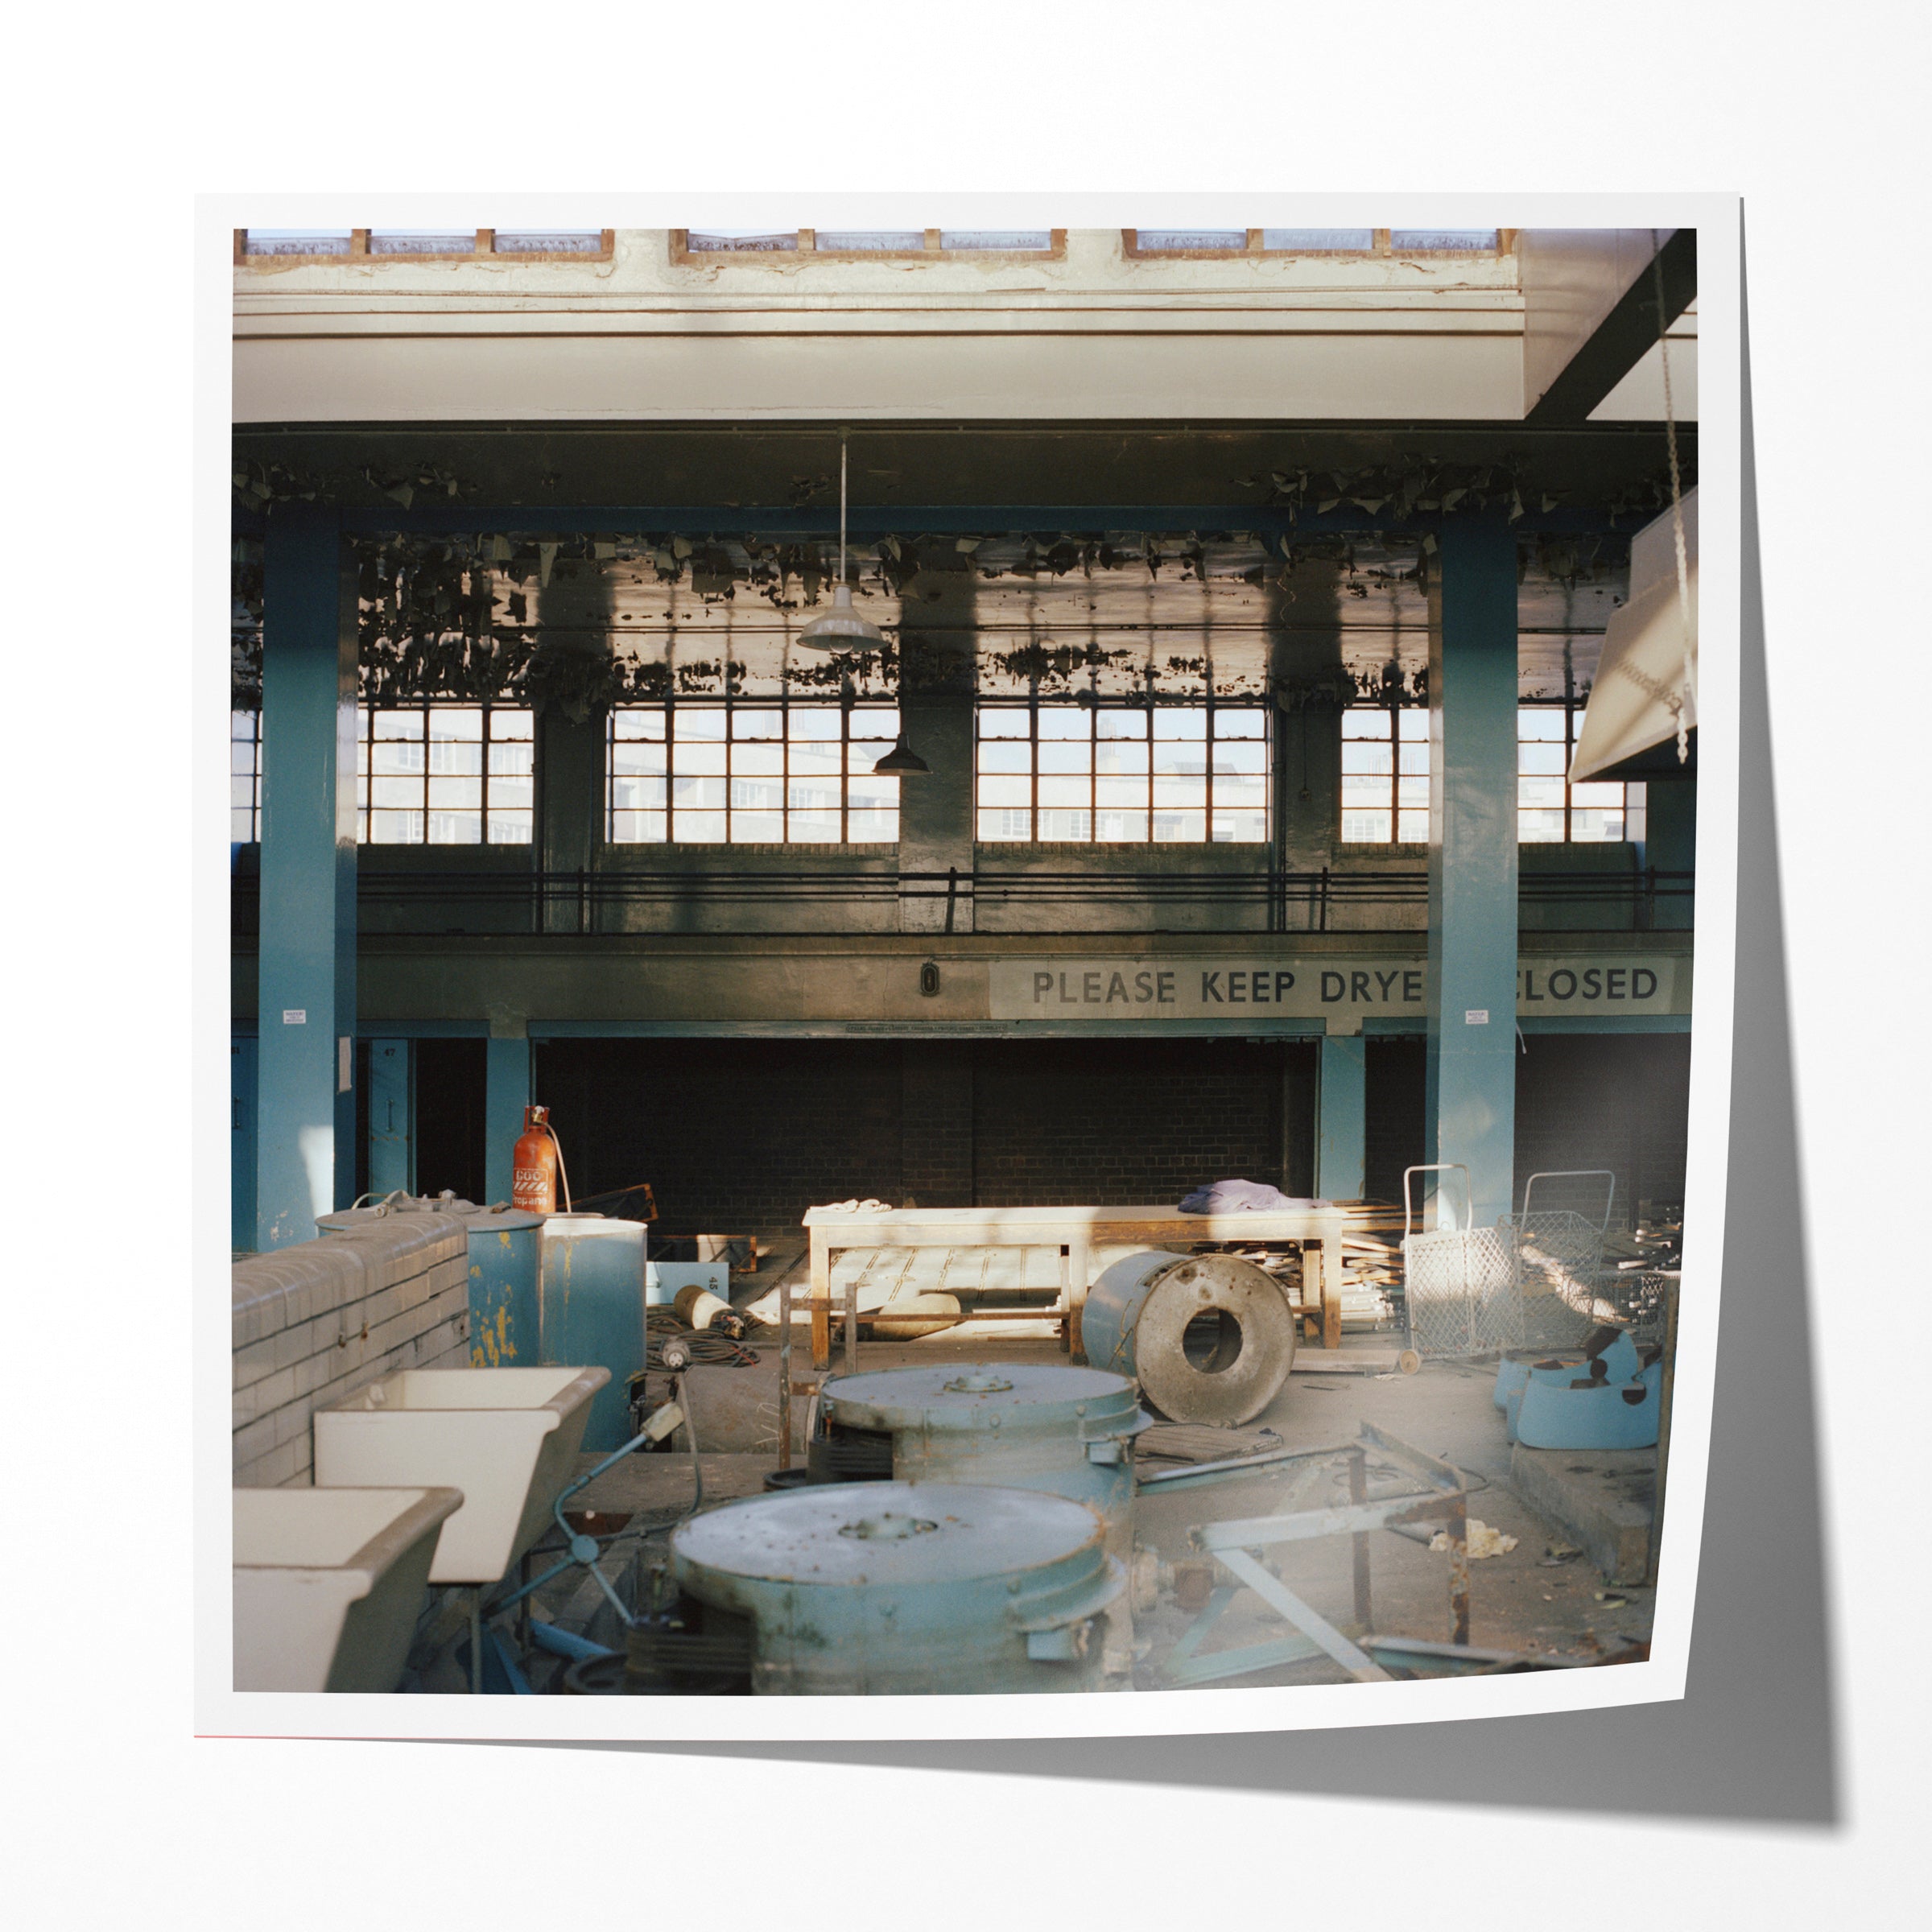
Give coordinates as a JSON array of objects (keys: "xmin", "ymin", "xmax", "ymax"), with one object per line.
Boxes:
[
  {"xmin": 671, "ymin": 1481, "xmax": 1104, "ymax": 1587},
  {"xmin": 316, "ymin": 1200, "xmax": 546, "ymax": 1234},
  {"xmin": 819, "ymin": 1364, "xmax": 1138, "ymax": 1435}
]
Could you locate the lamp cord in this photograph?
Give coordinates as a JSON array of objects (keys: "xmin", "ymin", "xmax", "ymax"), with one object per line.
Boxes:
[{"xmin": 1651, "ymin": 233, "xmax": 1695, "ymax": 764}]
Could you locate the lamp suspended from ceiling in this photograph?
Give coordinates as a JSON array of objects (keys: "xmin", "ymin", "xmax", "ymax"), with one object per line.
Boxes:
[
  {"xmin": 795, "ymin": 433, "xmax": 886, "ymax": 652},
  {"xmin": 873, "ymin": 733, "xmax": 931, "ymax": 776}
]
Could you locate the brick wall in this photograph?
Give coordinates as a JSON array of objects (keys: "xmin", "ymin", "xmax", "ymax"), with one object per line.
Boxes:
[
  {"xmin": 232, "ymin": 1218, "xmax": 471, "ymax": 1488},
  {"xmin": 1514, "ymin": 1032, "xmax": 1692, "ymax": 1220},
  {"xmin": 901, "ymin": 1041, "xmax": 974, "ymax": 1207},
  {"xmin": 971, "ymin": 1039, "xmax": 1286, "ymax": 1206},
  {"xmin": 534, "ymin": 1039, "xmax": 906, "ymax": 1236},
  {"xmin": 1363, "ymin": 1031, "xmax": 1693, "ymax": 1217}
]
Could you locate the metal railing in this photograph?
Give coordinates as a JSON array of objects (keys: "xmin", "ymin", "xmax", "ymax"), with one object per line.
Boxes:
[{"xmin": 230, "ymin": 864, "xmax": 1693, "ymax": 937}]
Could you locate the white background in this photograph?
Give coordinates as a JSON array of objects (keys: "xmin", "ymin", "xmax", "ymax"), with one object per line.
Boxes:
[{"xmin": 7, "ymin": 3, "xmax": 1926, "ymax": 1926}]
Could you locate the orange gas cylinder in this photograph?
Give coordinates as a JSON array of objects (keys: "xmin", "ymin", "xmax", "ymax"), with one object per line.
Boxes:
[{"xmin": 511, "ymin": 1105, "xmax": 560, "ymax": 1213}]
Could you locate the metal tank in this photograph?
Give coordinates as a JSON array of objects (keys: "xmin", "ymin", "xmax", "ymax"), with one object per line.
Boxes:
[
  {"xmin": 812, "ymin": 1364, "xmax": 1147, "ymax": 1566},
  {"xmin": 669, "ymin": 1481, "xmax": 1124, "ymax": 1695},
  {"xmin": 537, "ymin": 1215, "xmax": 650, "ymax": 1451},
  {"xmin": 316, "ymin": 1197, "xmax": 544, "ymax": 1373},
  {"xmin": 1082, "ymin": 1246, "xmax": 1298, "ymax": 1425}
]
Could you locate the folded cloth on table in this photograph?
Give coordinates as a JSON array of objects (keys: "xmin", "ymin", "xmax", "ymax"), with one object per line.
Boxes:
[{"xmin": 1179, "ymin": 1180, "xmax": 1334, "ymax": 1215}]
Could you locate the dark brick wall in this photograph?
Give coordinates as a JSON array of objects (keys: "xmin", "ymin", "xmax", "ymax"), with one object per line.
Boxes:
[
  {"xmin": 1514, "ymin": 1031, "xmax": 1691, "ymax": 1221},
  {"xmin": 1364, "ymin": 1037, "xmax": 1427, "ymax": 1209},
  {"xmin": 1363, "ymin": 1031, "xmax": 1693, "ymax": 1218},
  {"xmin": 970, "ymin": 1039, "xmax": 1286, "ymax": 1206},
  {"xmin": 532, "ymin": 1039, "xmax": 904, "ymax": 1236},
  {"xmin": 902, "ymin": 1042, "xmax": 974, "ymax": 1208}
]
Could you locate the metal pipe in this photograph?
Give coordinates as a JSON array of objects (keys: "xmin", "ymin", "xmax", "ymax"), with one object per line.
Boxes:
[
  {"xmin": 528, "ymin": 1620, "xmax": 618, "ymax": 1664},
  {"xmin": 778, "ymin": 1274, "xmax": 793, "ymax": 1471}
]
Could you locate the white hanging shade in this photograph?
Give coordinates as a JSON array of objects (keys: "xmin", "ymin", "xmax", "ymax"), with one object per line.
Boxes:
[
  {"xmin": 796, "ymin": 581, "xmax": 886, "ymax": 651},
  {"xmin": 794, "ymin": 434, "xmax": 886, "ymax": 651},
  {"xmin": 1569, "ymin": 486, "xmax": 1699, "ymax": 782}
]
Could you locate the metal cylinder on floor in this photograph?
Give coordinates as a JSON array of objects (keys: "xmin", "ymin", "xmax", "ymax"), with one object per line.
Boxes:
[
  {"xmin": 670, "ymin": 1481, "xmax": 1124, "ymax": 1695},
  {"xmin": 1081, "ymin": 1246, "xmax": 1298, "ymax": 1425}
]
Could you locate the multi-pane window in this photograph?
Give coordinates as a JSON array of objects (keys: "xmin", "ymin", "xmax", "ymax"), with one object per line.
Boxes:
[
  {"xmin": 976, "ymin": 704, "xmax": 1268, "ymax": 844},
  {"xmin": 357, "ymin": 704, "xmax": 533, "ymax": 844},
  {"xmin": 231, "ymin": 711, "xmax": 262, "ymax": 842},
  {"xmin": 678, "ymin": 229, "xmax": 1058, "ymax": 258},
  {"xmin": 1517, "ymin": 705, "xmax": 1640, "ymax": 842},
  {"xmin": 608, "ymin": 703, "xmax": 900, "ymax": 844},
  {"xmin": 1340, "ymin": 706, "xmax": 1430, "ymax": 844}
]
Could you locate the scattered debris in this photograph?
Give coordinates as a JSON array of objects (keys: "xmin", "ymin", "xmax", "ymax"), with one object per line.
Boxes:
[{"xmin": 1430, "ymin": 1519, "xmax": 1518, "ymax": 1559}]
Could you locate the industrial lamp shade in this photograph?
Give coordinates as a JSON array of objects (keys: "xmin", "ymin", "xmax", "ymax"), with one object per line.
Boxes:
[
  {"xmin": 873, "ymin": 733, "xmax": 931, "ymax": 776},
  {"xmin": 795, "ymin": 582, "xmax": 886, "ymax": 652}
]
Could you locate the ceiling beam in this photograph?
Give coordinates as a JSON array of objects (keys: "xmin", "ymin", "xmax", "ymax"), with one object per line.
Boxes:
[{"xmin": 1525, "ymin": 229, "xmax": 1697, "ymax": 427}]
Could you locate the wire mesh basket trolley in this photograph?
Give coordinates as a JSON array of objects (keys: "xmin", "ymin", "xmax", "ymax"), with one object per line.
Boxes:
[
  {"xmin": 1401, "ymin": 1165, "xmax": 1520, "ymax": 1358},
  {"xmin": 1506, "ymin": 1171, "xmax": 1670, "ymax": 1349}
]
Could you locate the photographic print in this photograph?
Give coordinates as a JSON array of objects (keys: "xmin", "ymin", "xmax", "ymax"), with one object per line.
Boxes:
[{"xmin": 208, "ymin": 200, "xmax": 1735, "ymax": 1738}]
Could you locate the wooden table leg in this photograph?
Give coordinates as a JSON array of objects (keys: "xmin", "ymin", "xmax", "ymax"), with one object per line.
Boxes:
[
  {"xmin": 810, "ymin": 1237, "xmax": 832, "ymax": 1372},
  {"xmin": 1319, "ymin": 1241, "xmax": 1342, "ymax": 1350},
  {"xmin": 1067, "ymin": 1239, "xmax": 1089, "ymax": 1362}
]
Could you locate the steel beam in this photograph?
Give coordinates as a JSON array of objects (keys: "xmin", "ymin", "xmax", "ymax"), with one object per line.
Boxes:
[
  {"xmin": 254, "ymin": 507, "xmax": 357, "ymax": 1250},
  {"xmin": 1317, "ymin": 1030, "xmax": 1366, "ymax": 1201},
  {"xmin": 1426, "ymin": 515, "xmax": 1520, "ymax": 1228},
  {"xmin": 365, "ymin": 1038, "xmax": 413, "ymax": 1197}
]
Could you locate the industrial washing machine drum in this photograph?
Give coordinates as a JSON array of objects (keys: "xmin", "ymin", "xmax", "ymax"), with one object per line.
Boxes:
[
  {"xmin": 814, "ymin": 1364, "xmax": 1147, "ymax": 1563},
  {"xmin": 1081, "ymin": 1247, "xmax": 1298, "ymax": 1425},
  {"xmin": 669, "ymin": 1481, "xmax": 1125, "ymax": 1695}
]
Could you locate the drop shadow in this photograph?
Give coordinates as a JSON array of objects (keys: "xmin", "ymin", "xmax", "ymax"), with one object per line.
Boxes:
[{"xmin": 486, "ymin": 216, "xmax": 1842, "ymax": 1826}]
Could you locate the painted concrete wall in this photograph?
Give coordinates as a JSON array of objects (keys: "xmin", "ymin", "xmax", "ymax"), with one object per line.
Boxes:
[{"xmin": 234, "ymin": 228, "xmax": 1526, "ymax": 423}]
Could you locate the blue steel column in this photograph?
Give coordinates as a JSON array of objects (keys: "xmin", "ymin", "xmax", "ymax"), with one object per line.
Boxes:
[
  {"xmin": 366, "ymin": 1039, "xmax": 414, "ymax": 1196},
  {"xmin": 254, "ymin": 507, "xmax": 358, "ymax": 1249},
  {"xmin": 1425, "ymin": 515, "xmax": 1519, "ymax": 1228},
  {"xmin": 485, "ymin": 1032, "xmax": 531, "ymax": 1205},
  {"xmin": 1316, "ymin": 1030, "xmax": 1366, "ymax": 1201},
  {"xmin": 231, "ymin": 1034, "xmax": 258, "ymax": 1253}
]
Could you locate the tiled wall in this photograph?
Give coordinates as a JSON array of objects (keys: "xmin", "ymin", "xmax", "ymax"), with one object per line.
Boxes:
[{"xmin": 231, "ymin": 1217, "xmax": 471, "ymax": 1487}]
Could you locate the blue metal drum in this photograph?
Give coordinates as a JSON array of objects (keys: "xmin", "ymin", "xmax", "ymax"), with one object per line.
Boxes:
[
  {"xmin": 316, "ymin": 1199, "xmax": 545, "ymax": 1373},
  {"xmin": 538, "ymin": 1215, "xmax": 649, "ymax": 1451},
  {"xmin": 670, "ymin": 1481, "xmax": 1124, "ymax": 1694},
  {"xmin": 815, "ymin": 1364, "xmax": 1146, "ymax": 1567},
  {"xmin": 460, "ymin": 1208, "xmax": 545, "ymax": 1369}
]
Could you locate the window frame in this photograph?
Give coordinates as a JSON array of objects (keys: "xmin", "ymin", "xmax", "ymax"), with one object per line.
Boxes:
[
  {"xmin": 235, "ymin": 228, "xmax": 614, "ymax": 265},
  {"xmin": 1517, "ymin": 700, "xmax": 1641, "ymax": 846},
  {"xmin": 231, "ymin": 709, "xmax": 262, "ymax": 844},
  {"xmin": 668, "ymin": 227, "xmax": 1066, "ymax": 264},
  {"xmin": 1339, "ymin": 700, "xmax": 1430, "ymax": 848},
  {"xmin": 1121, "ymin": 227, "xmax": 1513, "ymax": 259},
  {"xmin": 973, "ymin": 699, "xmax": 1271, "ymax": 847},
  {"xmin": 605, "ymin": 697, "xmax": 903, "ymax": 848},
  {"xmin": 357, "ymin": 699, "xmax": 535, "ymax": 848}
]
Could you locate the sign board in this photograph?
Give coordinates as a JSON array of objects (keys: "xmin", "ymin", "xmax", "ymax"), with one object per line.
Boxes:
[{"xmin": 987, "ymin": 955, "xmax": 1686, "ymax": 1022}]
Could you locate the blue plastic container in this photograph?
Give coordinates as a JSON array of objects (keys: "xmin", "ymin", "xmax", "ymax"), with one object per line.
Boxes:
[
  {"xmin": 461, "ymin": 1208, "xmax": 545, "ymax": 1368},
  {"xmin": 1513, "ymin": 1332, "xmax": 1660, "ymax": 1451}
]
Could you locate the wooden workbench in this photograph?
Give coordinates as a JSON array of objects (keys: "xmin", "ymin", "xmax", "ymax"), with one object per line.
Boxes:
[{"xmin": 799, "ymin": 1202, "xmax": 1352, "ymax": 1368}]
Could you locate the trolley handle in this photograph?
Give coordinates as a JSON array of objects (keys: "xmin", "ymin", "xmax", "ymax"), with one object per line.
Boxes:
[
  {"xmin": 1403, "ymin": 1164, "xmax": 1472, "ymax": 1240},
  {"xmin": 1521, "ymin": 1168, "xmax": 1617, "ymax": 1233}
]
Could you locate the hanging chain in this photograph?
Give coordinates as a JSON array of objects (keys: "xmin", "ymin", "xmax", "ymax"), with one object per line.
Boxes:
[{"xmin": 1653, "ymin": 233, "xmax": 1695, "ymax": 762}]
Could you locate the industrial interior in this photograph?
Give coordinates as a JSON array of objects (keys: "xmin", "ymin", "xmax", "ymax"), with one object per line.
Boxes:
[{"xmin": 229, "ymin": 224, "xmax": 1699, "ymax": 1695}]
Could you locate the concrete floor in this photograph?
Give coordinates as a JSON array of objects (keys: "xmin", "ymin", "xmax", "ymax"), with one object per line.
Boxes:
[{"xmin": 519, "ymin": 1232, "xmax": 1658, "ymax": 1691}]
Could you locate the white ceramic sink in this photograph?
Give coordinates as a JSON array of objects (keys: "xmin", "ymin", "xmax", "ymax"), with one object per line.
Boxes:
[
  {"xmin": 233, "ymin": 1485, "xmax": 462, "ymax": 1692},
  {"xmin": 312, "ymin": 1366, "xmax": 609, "ymax": 1585}
]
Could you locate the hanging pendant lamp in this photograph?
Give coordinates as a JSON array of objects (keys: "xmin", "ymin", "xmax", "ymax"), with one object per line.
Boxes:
[
  {"xmin": 873, "ymin": 732, "xmax": 931, "ymax": 776},
  {"xmin": 795, "ymin": 435, "xmax": 886, "ymax": 651}
]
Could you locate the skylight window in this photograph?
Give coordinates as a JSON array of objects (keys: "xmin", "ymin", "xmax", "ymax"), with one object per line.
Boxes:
[
  {"xmin": 491, "ymin": 230, "xmax": 606, "ymax": 254},
  {"xmin": 1389, "ymin": 229, "xmax": 1499, "ymax": 252},
  {"xmin": 241, "ymin": 229, "xmax": 353, "ymax": 255},
  {"xmin": 815, "ymin": 230, "xmax": 927, "ymax": 252},
  {"xmin": 685, "ymin": 229, "xmax": 799, "ymax": 251},
  {"xmin": 939, "ymin": 230, "xmax": 1053, "ymax": 250},
  {"xmin": 1260, "ymin": 228, "xmax": 1375, "ymax": 251},
  {"xmin": 368, "ymin": 230, "xmax": 475, "ymax": 256}
]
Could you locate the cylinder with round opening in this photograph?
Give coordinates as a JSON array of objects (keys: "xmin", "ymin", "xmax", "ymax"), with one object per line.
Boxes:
[{"xmin": 1081, "ymin": 1247, "xmax": 1298, "ymax": 1425}]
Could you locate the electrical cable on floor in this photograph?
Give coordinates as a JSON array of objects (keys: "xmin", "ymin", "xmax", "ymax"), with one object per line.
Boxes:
[{"xmin": 644, "ymin": 1307, "xmax": 762, "ymax": 1368}]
